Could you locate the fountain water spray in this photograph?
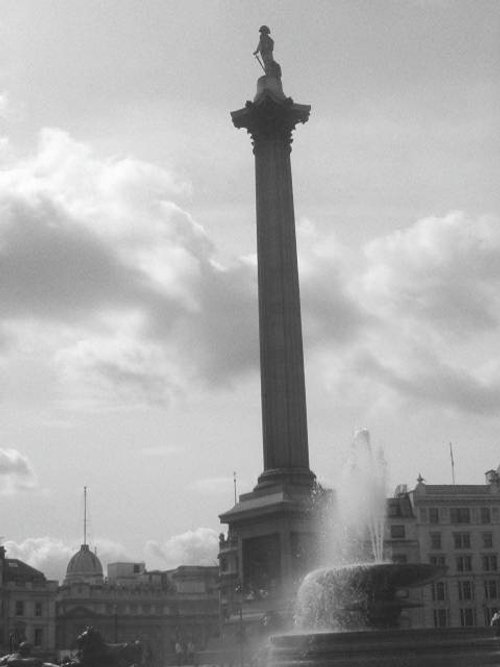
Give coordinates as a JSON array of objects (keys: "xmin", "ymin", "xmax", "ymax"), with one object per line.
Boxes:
[
  {"xmin": 294, "ymin": 429, "xmax": 444, "ymax": 633},
  {"xmin": 296, "ymin": 428, "xmax": 392, "ymax": 631},
  {"xmin": 323, "ymin": 428, "xmax": 387, "ymax": 566}
]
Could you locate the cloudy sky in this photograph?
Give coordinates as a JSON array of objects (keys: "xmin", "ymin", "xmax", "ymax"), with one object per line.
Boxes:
[{"xmin": 1, "ymin": 0, "xmax": 499, "ymax": 581}]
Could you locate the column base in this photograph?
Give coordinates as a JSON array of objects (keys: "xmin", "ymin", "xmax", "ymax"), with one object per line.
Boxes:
[{"xmin": 255, "ymin": 467, "xmax": 316, "ymax": 491}]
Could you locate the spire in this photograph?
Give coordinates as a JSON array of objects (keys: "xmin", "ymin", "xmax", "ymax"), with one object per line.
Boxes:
[{"xmin": 83, "ymin": 485, "xmax": 88, "ymax": 546}]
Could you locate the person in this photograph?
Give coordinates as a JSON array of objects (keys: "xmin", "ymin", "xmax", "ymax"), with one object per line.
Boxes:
[
  {"xmin": 491, "ymin": 610, "xmax": 500, "ymax": 636},
  {"xmin": 253, "ymin": 26, "xmax": 281, "ymax": 78},
  {"xmin": 186, "ymin": 641, "xmax": 195, "ymax": 664},
  {"xmin": 174, "ymin": 640, "xmax": 184, "ymax": 665}
]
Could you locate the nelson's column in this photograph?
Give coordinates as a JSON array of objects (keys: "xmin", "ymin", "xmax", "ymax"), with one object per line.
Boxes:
[{"xmin": 219, "ymin": 27, "xmax": 323, "ymax": 620}]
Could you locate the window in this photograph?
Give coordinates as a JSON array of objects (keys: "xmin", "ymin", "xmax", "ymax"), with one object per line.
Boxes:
[
  {"xmin": 483, "ymin": 532, "xmax": 494, "ymax": 549},
  {"xmin": 456, "ymin": 555, "xmax": 472, "ymax": 572},
  {"xmin": 390, "ymin": 525, "xmax": 405, "ymax": 539},
  {"xmin": 460, "ymin": 608, "xmax": 476, "ymax": 627},
  {"xmin": 133, "ymin": 564, "xmax": 141, "ymax": 573},
  {"xmin": 430, "ymin": 533, "xmax": 442, "ymax": 550},
  {"xmin": 450, "ymin": 508, "xmax": 471, "ymax": 524},
  {"xmin": 433, "ymin": 609, "xmax": 448, "ymax": 628},
  {"xmin": 34, "ymin": 629, "xmax": 43, "ymax": 647},
  {"xmin": 481, "ymin": 507, "xmax": 491, "ymax": 524},
  {"xmin": 430, "ymin": 555, "xmax": 446, "ymax": 567},
  {"xmin": 484, "ymin": 580, "xmax": 498, "ymax": 600},
  {"xmin": 35, "ymin": 602, "xmax": 42, "ymax": 617},
  {"xmin": 432, "ymin": 581, "xmax": 446, "ymax": 601},
  {"xmin": 388, "ymin": 504, "xmax": 403, "ymax": 517},
  {"xmin": 482, "ymin": 555, "xmax": 498, "ymax": 572},
  {"xmin": 453, "ymin": 532, "xmax": 471, "ymax": 549},
  {"xmin": 15, "ymin": 601, "xmax": 24, "ymax": 616},
  {"xmin": 429, "ymin": 508, "xmax": 439, "ymax": 524},
  {"xmin": 458, "ymin": 580, "xmax": 474, "ymax": 601}
]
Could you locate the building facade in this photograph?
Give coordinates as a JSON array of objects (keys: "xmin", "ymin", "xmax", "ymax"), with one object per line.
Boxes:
[
  {"xmin": 0, "ymin": 546, "xmax": 58, "ymax": 659},
  {"xmin": 56, "ymin": 553, "xmax": 219, "ymax": 666},
  {"xmin": 386, "ymin": 467, "xmax": 500, "ymax": 629}
]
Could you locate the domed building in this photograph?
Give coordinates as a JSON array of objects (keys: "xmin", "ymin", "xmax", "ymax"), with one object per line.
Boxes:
[{"xmin": 64, "ymin": 544, "xmax": 103, "ymax": 586}]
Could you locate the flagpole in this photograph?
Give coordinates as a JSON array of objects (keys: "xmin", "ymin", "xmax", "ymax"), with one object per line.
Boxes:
[
  {"xmin": 449, "ymin": 443, "xmax": 456, "ymax": 485},
  {"xmin": 84, "ymin": 486, "xmax": 87, "ymax": 545}
]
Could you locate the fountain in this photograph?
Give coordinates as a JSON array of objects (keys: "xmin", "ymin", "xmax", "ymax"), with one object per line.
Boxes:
[
  {"xmin": 265, "ymin": 430, "xmax": 500, "ymax": 666},
  {"xmin": 291, "ymin": 429, "xmax": 443, "ymax": 634}
]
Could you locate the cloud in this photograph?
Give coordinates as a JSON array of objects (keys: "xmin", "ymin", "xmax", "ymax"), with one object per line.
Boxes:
[
  {"xmin": 2, "ymin": 129, "xmax": 500, "ymax": 419},
  {"xmin": 354, "ymin": 350, "xmax": 500, "ymax": 416},
  {"xmin": 3, "ymin": 536, "xmax": 130, "ymax": 583},
  {"xmin": 0, "ymin": 129, "xmax": 257, "ymax": 406},
  {"xmin": 145, "ymin": 528, "xmax": 219, "ymax": 570},
  {"xmin": 298, "ymin": 221, "xmax": 372, "ymax": 347},
  {"xmin": 3, "ymin": 538, "xmax": 74, "ymax": 581},
  {"xmin": 363, "ymin": 211, "xmax": 500, "ymax": 335},
  {"xmin": 344, "ymin": 211, "xmax": 500, "ymax": 414},
  {"xmin": 4, "ymin": 530, "xmax": 219, "ymax": 583},
  {"xmin": 0, "ymin": 448, "xmax": 37, "ymax": 493}
]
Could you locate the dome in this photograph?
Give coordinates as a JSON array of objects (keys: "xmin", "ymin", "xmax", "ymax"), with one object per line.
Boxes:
[{"xmin": 64, "ymin": 544, "xmax": 103, "ymax": 585}]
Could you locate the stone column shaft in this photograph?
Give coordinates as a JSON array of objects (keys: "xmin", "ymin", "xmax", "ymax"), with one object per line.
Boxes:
[
  {"xmin": 232, "ymin": 86, "xmax": 314, "ymax": 488},
  {"xmin": 254, "ymin": 137, "xmax": 309, "ymax": 474}
]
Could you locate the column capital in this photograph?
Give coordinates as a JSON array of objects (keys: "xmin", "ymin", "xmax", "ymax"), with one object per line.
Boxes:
[{"xmin": 231, "ymin": 89, "xmax": 310, "ymax": 146}]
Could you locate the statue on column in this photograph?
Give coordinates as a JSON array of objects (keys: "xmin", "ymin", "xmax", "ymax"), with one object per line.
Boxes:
[{"xmin": 253, "ymin": 26, "xmax": 282, "ymax": 80}]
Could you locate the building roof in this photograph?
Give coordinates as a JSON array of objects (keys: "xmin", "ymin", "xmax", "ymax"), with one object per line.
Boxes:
[
  {"xmin": 422, "ymin": 484, "xmax": 492, "ymax": 495},
  {"xmin": 3, "ymin": 558, "xmax": 46, "ymax": 583},
  {"xmin": 387, "ymin": 495, "xmax": 414, "ymax": 518},
  {"xmin": 65, "ymin": 544, "xmax": 103, "ymax": 585}
]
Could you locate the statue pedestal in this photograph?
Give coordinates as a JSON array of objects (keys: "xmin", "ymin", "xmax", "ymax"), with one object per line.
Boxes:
[{"xmin": 254, "ymin": 75, "xmax": 287, "ymax": 101}]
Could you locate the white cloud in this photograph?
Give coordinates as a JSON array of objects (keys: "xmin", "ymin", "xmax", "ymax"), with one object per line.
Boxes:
[
  {"xmin": 0, "ymin": 129, "xmax": 257, "ymax": 406},
  {"xmin": 1, "ymin": 129, "xmax": 500, "ymax": 421},
  {"xmin": 363, "ymin": 211, "xmax": 500, "ymax": 335},
  {"xmin": 145, "ymin": 528, "xmax": 219, "ymax": 570},
  {"xmin": 3, "ymin": 536, "xmax": 130, "ymax": 583},
  {"xmin": 342, "ymin": 211, "xmax": 500, "ymax": 414},
  {"xmin": 4, "ymin": 530, "xmax": 219, "ymax": 583},
  {"xmin": 3, "ymin": 538, "xmax": 73, "ymax": 581},
  {"xmin": 0, "ymin": 448, "xmax": 37, "ymax": 494}
]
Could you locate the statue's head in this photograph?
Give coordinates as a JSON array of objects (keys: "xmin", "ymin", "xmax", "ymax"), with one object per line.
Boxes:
[{"xmin": 259, "ymin": 25, "xmax": 271, "ymax": 35}]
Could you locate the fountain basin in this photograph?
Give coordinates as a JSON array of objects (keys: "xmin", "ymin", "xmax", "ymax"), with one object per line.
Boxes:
[
  {"xmin": 295, "ymin": 563, "xmax": 445, "ymax": 631},
  {"xmin": 267, "ymin": 627, "xmax": 500, "ymax": 666}
]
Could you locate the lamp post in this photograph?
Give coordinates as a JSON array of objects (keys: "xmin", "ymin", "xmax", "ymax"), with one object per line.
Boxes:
[{"xmin": 235, "ymin": 581, "xmax": 245, "ymax": 667}]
